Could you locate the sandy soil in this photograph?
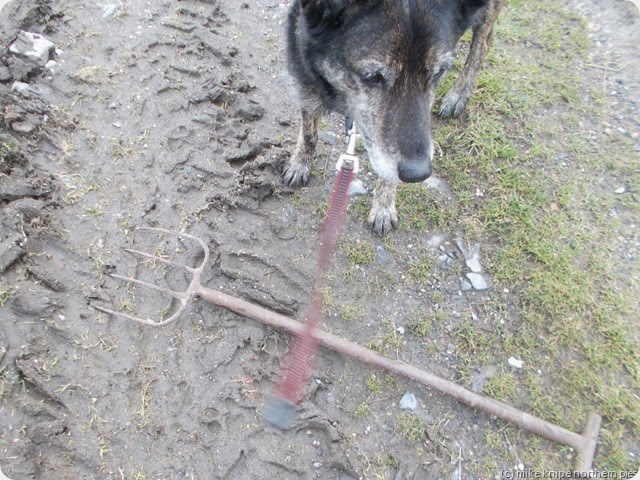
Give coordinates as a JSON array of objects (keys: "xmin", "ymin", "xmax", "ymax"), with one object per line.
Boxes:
[{"xmin": 0, "ymin": 0, "xmax": 638, "ymax": 479}]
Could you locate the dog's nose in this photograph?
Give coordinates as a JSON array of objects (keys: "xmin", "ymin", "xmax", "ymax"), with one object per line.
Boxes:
[{"xmin": 398, "ymin": 159, "xmax": 432, "ymax": 183}]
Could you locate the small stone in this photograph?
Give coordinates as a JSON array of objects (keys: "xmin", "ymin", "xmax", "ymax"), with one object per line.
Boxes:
[
  {"xmin": 437, "ymin": 254, "xmax": 450, "ymax": 265},
  {"xmin": 465, "ymin": 272, "xmax": 489, "ymax": 290},
  {"xmin": 44, "ymin": 59, "xmax": 58, "ymax": 74},
  {"xmin": 375, "ymin": 245, "xmax": 391, "ymax": 265},
  {"xmin": 11, "ymin": 122, "xmax": 35, "ymax": 134},
  {"xmin": 10, "ymin": 81, "xmax": 38, "ymax": 95},
  {"xmin": 399, "ymin": 391, "xmax": 418, "ymax": 412},
  {"xmin": 461, "ymin": 280, "xmax": 473, "ymax": 292},
  {"xmin": 465, "ymin": 243, "xmax": 483, "ymax": 273},
  {"xmin": 10, "ymin": 31, "xmax": 55, "ymax": 67},
  {"xmin": 348, "ymin": 179, "xmax": 367, "ymax": 197},
  {"xmin": 425, "ymin": 233, "xmax": 446, "ymax": 249},
  {"xmin": 615, "ymin": 186, "xmax": 626, "ymax": 194},
  {"xmin": 101, "ymin": 3, "xmax": 121, "ymax": 20},
  {"xmin": 508, "ymin": 357, "xmax": 524, "ymax": 369},
  {"xmin": 396, "ymin": 325, "xmax": 405, "ymax": 335}
]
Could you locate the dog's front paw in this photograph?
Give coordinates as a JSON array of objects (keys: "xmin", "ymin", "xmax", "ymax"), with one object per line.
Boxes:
[
  {"xmin": 439, "ymin": 88, "xmax": 470, "ymax": 118},
  {"xmin": 368, "ymin": 204, "xmax": 398, "ymax": 236},
  {"xmin": 283, "ymin": 161, "xmax": 311, "ymax": 187}
]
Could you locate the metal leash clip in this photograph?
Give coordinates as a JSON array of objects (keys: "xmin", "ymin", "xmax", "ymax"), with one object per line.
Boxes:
[{"xmin": 335, "ymin": 124, "xmax": 359, "ymax": 174}]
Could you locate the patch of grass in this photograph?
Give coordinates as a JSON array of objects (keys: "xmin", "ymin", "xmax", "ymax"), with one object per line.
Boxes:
[
  {"xmin": 407, "ymin": 311, "xmax": 447, "ymax": 338},
  {"xmin": 341, "ymin": 238, "xmax": 375, "ymax": 265},
  {"xmin": 395, "ymin": 413, "xmax": 428, "ymax": 442},
  {"xmin": 425, "ymin": 0, "xmax": 640, "ymax": 468},
  {"xmin": 453, "ymin": 321, "xmax": 492, "ymax": 363},
  {"xmin": 483, "ymin": 373, "xmax": 519, "ymax": 403},
  {"xmin": 340, "ymin": 302, "xmax": 364, "ymax": 322},
  {"xmin": 396, "ymin": 184, "xmax": 458, "ymax": 232},
  {"xmin": 355, "ymin": 402, "xmax": 370, "ymax": 417},
  {"xmin": 406, "ymin": 254, "xmax": 436, "ymax": 285},
  {"xmin": 0, "ymin": 285, "xmax": 12, "ymax": 307},
  {"xmin": 365, "ymin": 373, "xmax": 383, "ymax": 396}
]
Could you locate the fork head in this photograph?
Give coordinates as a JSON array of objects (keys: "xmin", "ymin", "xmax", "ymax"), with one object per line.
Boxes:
[{"xmin": 93, "ymin": 228, "xmax": 210, "ymax": 327}]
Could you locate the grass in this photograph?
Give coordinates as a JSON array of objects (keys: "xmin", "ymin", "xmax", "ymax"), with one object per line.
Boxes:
[
  {"xmin": 338, "ymin": 0, "xmax": 640, "ymax": 471},
  {"xmin": 435, "ymin": 0, "xmax": 637, "ymax": 469}
]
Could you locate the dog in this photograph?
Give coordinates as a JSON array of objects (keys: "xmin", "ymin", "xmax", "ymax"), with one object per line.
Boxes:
[{"xmin": 283, "ymin": 0, "xmax": 505, "ymax": 235}]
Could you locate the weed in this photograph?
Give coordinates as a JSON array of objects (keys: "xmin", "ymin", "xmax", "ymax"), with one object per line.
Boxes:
[
  {"xmin": 355, "ymin": 403, "xmax": 370, "ymax": 417},
  {"xmin": 365, "ymin": 373, "xmax": 383, "ymax": 396},
  {"xmin": 0, "ymin": 286, "xmax": 12, "ymax": 307},
  {"xmin": 483, "ymin": 373, "xmax": 519, "ymax": 403},
  {"xmin": 342, "ymin": 237, "xmax": 375, "ymax": 265},
  {"xmin": 407, "ymin": 311, "xmax": 447, "ymax": 338},
  {"xmin": 395, "ymin": 413, "xmax": 427, "ymax": 442}
]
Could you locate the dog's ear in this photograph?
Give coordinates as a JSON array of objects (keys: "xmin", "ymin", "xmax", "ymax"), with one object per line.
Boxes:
[{"xmin": 300, "ymin": 0, "xmax": 370, "ymax": 35}]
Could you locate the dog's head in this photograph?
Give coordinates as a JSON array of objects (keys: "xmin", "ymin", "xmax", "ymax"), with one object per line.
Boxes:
[{"xmin": 296, "ymin": 0, "xmax": 488, "ymax": 183}]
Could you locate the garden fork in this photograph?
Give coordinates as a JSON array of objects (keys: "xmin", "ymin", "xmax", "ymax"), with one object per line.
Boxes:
[{"xmin": 94, "ymin": 227, "xmax": 601, "ymax": 472}]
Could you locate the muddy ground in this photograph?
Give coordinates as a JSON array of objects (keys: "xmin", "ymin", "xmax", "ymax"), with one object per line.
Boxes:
[{"xmin": 0, "ymin": 0, "xmax": 638, "ymax": 479}]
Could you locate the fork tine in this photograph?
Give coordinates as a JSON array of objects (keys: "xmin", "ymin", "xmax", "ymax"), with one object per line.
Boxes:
[
  {"xmin": 124, "ymin": 248, "xmax": 196, "ymax": 272},
  {"xmin": 93, "ymin": 302, "xmax": 187, "ymax": 327},
  {"xmin": 136, "ymin": 227, "xmax": 209, "ymax": 272},
  {"xmin": 110, "ymin": 273, "xmax": 187, "ymax": 299}
]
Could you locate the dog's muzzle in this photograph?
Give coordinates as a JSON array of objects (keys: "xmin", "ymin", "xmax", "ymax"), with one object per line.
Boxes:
[{"xmin": 398, "ymin": 159, "xmax": 432, "ymax": 182}]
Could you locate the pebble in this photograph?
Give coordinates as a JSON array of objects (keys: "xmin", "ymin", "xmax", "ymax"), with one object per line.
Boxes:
[
  {"xmin": 10, "ymin": 81, "xmax": 39, "ymax": 96},
  {"xmin": 375, "ymin": 245, "xmax": 391, "ymax": 265},
  {"xmin": 465, "ymin": 272, "xmax": 489, "ymax": 290},
  {"xmin": 437, "ymin": 253, "xmax": 450, "ymax": 265},
  {"xmin": 615, "ymin": 186, "xmax": 626, "ymax": 194},
  {"xmin": 508, "ymin": 357, "xmax": 524, "ymax": 369},
  {"xmin": 101, "ymin": 3, "xmax": 121, "ymax": 20},
  {"xmin": 11, "ymin": 122, "xmax": 35, "ymax": 134},
  {"xmin": 464, "ymin": 243, "xmax": 483, "ymax": 273},
  {"xmin": 425, "ymin": 233, "xmax": 446, "ymax": 249},
  {"xmin": 399, "ymin": 391, "xmax": 418, "ymax": 412},
  {"xmin": 45, "ymin": 59, "xmax": 58, "ymax": 75},
  {"xmin": 9, "ymin": 31, "xmax": 55, "ymax": 66},
  {"xmin": 348, "ymin": 179, "xmax": 367, "ymax": 196},
  {"xmin": 460, "ymin": 280, "xmax": 473, "ymax": 292}
]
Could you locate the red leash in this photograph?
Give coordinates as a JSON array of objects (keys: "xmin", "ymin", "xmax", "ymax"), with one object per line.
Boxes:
[{"xmin": 265, "ymin": 149, "xmax": 356, "ymax": 429}]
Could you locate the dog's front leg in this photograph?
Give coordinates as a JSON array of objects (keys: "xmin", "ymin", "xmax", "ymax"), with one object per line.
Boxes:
[
  {"xmin": 283, "ymin": 107, "xmax": 320, "ymax": 187},
  {"xmin": 368, "ymin": 180, "xmax": 398, "ymax": 236},
  {"xmin": 439, "ymin": 0, "xmax": 504, "ymax": 118}
]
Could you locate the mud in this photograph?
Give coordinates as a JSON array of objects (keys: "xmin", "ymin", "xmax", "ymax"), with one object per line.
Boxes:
[{"xmin": 0, "ymin": 0, "xmax": 638, "ymax": 479}]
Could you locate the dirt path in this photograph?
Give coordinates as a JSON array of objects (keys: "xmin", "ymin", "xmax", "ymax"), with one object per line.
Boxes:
[{"xmin": 0, "ymin": 0, "xmax": 638, "ymax": 479}]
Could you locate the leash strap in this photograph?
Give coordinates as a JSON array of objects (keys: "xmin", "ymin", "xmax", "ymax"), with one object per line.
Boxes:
[{"xmin": 265, "ymin": 156, "xmax": 355, "ymax": 429}]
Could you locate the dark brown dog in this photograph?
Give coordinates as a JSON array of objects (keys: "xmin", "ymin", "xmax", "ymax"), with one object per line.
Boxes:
[{"xmin": 284, "ymin": 0, "xmax": 505, "ymax": 235}]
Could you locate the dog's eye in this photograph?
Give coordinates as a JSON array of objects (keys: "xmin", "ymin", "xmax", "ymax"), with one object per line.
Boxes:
[{"xmin": 361, "ymin": 71, "xmax": 385, "ymax": 87}]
